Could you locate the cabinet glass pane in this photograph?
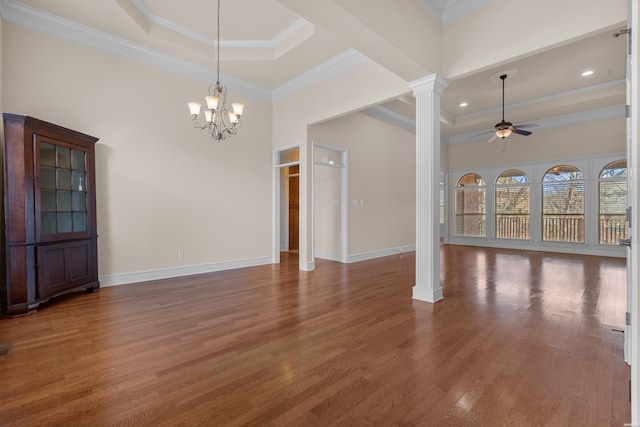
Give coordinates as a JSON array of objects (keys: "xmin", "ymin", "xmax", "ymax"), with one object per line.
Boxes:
[
  {"xmin": 41, "ymin": 166, "xmax": 56, "ymax": 189},
  {"xmin": 41, "ymin": 190, "xmax": 56, "ymax": 212},
  {"xmin": 72, "ymin": 171, "xmax": 85, "ymax": 191},
  {"xmin": 41, "ymin": 143, "xmax": 56, "ymax": 166},
  {"xmin": 58, "ymin": 169, "xmax": 71, "ymax": 190},
  {"xmin": 58, "ymin": 147, "xmax": 71, "ymax": 168},
  {"xmin": 41, "ymin": 213, "xmax": 57, "ymax": 234},
  {"xmin": 72, "ymin": 150, "xmax": 85, "ymax": 171},
  {"xmin": 72, "ymin": 191, "xmax": 86, "ymax": 211},
  {"xmin": 58, "ymin": 213, "xmax": 72, "ymax": 233},
  {"xmin": 57, "ymin": 191, "xmax": 72, "ymax": 211},
  {"xmin": 73, "ymin": 212, "xmax": 87, "ymax": 232}
]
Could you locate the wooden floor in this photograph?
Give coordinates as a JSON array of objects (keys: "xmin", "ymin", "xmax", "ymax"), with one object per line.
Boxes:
[{"xmin": 0, "ymin": 245, "xmax": 631, "ymax": 426}]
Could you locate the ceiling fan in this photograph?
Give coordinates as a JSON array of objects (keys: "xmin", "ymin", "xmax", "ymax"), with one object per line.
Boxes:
[{"xmin": 487, "ymin": 74, "xmax": 536, "ymax": 142}]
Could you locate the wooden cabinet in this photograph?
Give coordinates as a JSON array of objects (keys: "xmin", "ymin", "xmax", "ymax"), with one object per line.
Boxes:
[{"xmin": 2, "ymin": 114, "xmax": 99, "ymax": 316}]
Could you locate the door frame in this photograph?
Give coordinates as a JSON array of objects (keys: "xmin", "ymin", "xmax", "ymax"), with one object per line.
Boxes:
[
  {"xmin": 629, "ymin": 0, "xmax": 640, "ymax": 421},
  {"xmin": 313, "ymin": 141, "xmax": 349, "ymax": 263},
  {"xmin": 272, "ymin": 143, "xmax": 300, "ymax": 264}
]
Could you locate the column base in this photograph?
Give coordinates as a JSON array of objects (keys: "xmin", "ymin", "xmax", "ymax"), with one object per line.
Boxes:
[{"xmin": 412, "ymin": 285, "xmax": 443, "ymax": 303}]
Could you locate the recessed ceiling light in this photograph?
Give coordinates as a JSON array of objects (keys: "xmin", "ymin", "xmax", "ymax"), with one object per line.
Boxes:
[
  {"xmin": 582, "ymin": 70, "xmax": 594, "ymax": 77},
  {"xmin": 459, "ymin": 102, "xmax": 468, "ymax": 107}
]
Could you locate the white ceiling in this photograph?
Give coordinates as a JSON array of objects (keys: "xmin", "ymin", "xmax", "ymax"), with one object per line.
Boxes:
[{"xmin": 1, "ymin": 0, "xmax": 628, "ymax": 141}]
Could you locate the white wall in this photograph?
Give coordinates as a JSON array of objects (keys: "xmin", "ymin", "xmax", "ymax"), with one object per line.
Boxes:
[
  {"xmin": 2, "ymin": 23, "xmax": 273, "ymax": 284},
  {"xmin": 273, "ymin": 58, "xmax": 411, "ymax": 268},
  {"xmin": 310, "ymin": 112, "xmax": 416, "ymax": 260}
]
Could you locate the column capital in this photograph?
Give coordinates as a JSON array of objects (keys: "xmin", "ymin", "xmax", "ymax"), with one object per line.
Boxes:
[{"xmin": 409, "ymin": 74, "xmax": 449, "ymax": 97}]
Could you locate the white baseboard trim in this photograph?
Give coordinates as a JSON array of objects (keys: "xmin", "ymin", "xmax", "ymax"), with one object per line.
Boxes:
[
  {"xmin": 448, "ymin": 237, "xmax": 625, "ymax": 258},
  {"xmin": 99, "ymin": 256, "xmax": 272, "ymax": 287},
  {"xmin": 299, "ymin": 260, "xmax": 315, "ymax": 271},
  {"xmin": 349, "ymin": 245, "xmax": 416, "ymax": 263},
  {"xmin": 412, "ymin": 285, "xmax": 444, "ymax": 303},
  {"xmin": 315, "ymin": 251, "xmax": 342, "ymax": 262}
]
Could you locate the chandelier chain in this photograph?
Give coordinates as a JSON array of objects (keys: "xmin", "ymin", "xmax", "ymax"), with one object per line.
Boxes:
[{"xmin": 216, "ymin": 0, "xmax": 220, "ymax": 84}]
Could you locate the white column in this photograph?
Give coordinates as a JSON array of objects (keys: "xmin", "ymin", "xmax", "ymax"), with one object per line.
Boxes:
[{"xmin": 410, "ymin": 74, "xmax": 448, "ymax": 303}]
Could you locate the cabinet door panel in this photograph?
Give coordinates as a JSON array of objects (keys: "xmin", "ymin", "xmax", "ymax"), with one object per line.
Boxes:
[
  {"xmin": 37, "ymin": 245, "xmax": 67, "ymax": 297},
  {"xmin": 36, "ymin": 240, "xmax": 93, "ymax": 298},
  {"xmin": 68, "ymin": 243, "xmax": 90, "ymax": 282}
]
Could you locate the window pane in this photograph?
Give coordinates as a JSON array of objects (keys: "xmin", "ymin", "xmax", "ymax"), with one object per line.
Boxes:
[
  {"xmin": 458, "ymin": 173, "xmax": 484, "ymax": 187},
  {"xmin": 72, "ymin": 171, "xmax": 85, "ymax": 191},
  {"xmin": 496, "ymin": 169, "xmax": 528, "ymax": 185},
  {"xmin": 58, "ymin": 169, "xmax": 71, "ymax": 190},
  {"xmin": 72, "ymin": 150, "xmax": 85, "ymax": 171},
  {"xmin": 58, "ymin": 147, "xmax": 71, "ymax": 168},
  {"xmin": 600, "ymin": 160, "xmax": 626, "ymax": 178},
  {"xmin": 40, "ymin": 166, "xmax": 56, "ymax": 189},
  {"xmin": 41, "ymin": 213, "xmax": 57, "ymax": 234},
  {"xmin": 543, "ymin": 182, "xmax": 584, "ymax": 214},
  {"xmin": 57, "ymin": 190, "xmax": 72, "ymax": 211},
  {"xmin": 40, "ymin": 143, "xmax": 56, "ymax": 166},
  {"xmin": 455, "ymin": 188, "xmax": 485, "ymax": 236},
  {"xmin": 542, "ymin": 166, "xmax": 584, "ymax": 242},
  {"xmin": 73, "ymin": 212, "xmax": 87, "ymax": 232},
  {"xmin": 543, "ymin": 165, "xmax": 583, "ymax": 181},
  {"xmin": 41, "ymin": 190, "xmax": 56, "ymax": 212},
  {"xmin": 600, "ymin": 179, "xmax": 628, "ymax": 244},
  {"xmin": 58, "ymin": 213, "xmax": 72, "ymax": 233},
  {"xmin": 72, "ymin": 191, "xmax": 86, "ymax": 212},
  {"xmin": 495, "ymin": 186, "xmax": 530, "ymax": 239}
]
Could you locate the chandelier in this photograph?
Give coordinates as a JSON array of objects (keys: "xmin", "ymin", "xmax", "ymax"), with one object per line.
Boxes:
[{"xmin": 187, "ymin": 0, "xmax": 244, "ymax": 140}]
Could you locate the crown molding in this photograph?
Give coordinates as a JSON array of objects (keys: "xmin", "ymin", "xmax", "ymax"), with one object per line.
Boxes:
[
  {"xmin": 363, "ymin": 106, "xmax": 416, "ymax": 132},
  {"xmin": 272, "ymin": 49, "xmax": 368, "ymax": 102},
  {"xmin": 455, "ymin": 79, "xmax": 626, "ymax": 123},
  {"xmin": 0, "ymin": 0, "xmax": 370, "ymax": 103},
  {"xmin": 128, "ymin": 0, "xmax": 312, "ymax": 53},
  {"xmin": 0, "ymin": 0, "xmax": 273, "ymax": 101}
]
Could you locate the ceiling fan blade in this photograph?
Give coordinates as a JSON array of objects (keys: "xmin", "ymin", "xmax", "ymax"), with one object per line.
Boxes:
[
  {"xmin": 469, "ymin": 130, "xmax": 494, "ymax": 138},
  {"xmin": 512, "ymin": 128, "xmax": 532, "ymax": 136},
  {"xmin": 488, "ymin": 133, "xmax": 498, "ymax": 142},
  {"xmin": 514, "ymin": 123, "xmax": 537, "ymax": 129}
]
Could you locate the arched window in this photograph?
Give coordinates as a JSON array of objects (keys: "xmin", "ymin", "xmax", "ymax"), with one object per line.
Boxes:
[
  {"xmin": 455, "ymin": 173, "xmax": 485, "ymax": 237},
  {"xmin": 495, "ymin": 169, "xmax": 530, "ymax": 240},
  {"xmin": 542, "ymin": 165, "xmax": 584, "ymax": 242},
  {"xmin": 599, "ymin": 160, "xmax": 628, "ymax": 244}
]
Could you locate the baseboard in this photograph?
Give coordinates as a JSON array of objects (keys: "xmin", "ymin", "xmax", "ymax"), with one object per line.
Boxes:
[
  {"xmin": 412, "ymin": 285, "xmax": 443, "ymax": 303},
  {"xmin": 99, "ymin": 256, "xmax": 272, "ymax": 287},
  {"xmin": 448, "ymin": 237, "xmax": 625, "ymax": 258},
  {"xmin": 299, "ymin": 260, "xmax": 315, "ymax": 271},
  {"xmin": 315, "ymin": 251, "xmax": 342, "ymax": 262},
  {"xmin": 349, "ymin": 245, "xmax": 416, "ymax": 263}
]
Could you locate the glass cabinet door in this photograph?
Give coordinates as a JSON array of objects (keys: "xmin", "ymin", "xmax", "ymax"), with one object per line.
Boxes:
[{"xmin": 38, "ymin": 139, "xmax": 88, "ymax": 238}]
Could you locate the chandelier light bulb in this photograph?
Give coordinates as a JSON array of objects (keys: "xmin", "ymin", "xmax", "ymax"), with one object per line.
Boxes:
[{"xmin": 188, "ymin": 102, "xmax": 201, "ymax": 117}]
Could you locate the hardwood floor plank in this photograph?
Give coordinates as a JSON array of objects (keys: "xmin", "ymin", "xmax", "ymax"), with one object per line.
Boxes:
[{"xmin": 0, "ymin": 248, "xmax": 630, "ymax": 426}]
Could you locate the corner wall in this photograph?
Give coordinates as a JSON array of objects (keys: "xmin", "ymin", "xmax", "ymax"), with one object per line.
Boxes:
[{"xmin": 2, "ymin": 23, "xmax": 273, "ymax": 285}]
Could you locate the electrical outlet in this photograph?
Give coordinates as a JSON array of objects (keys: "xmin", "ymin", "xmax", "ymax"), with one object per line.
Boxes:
[
  {"xmin": 372, "ymin": 240, "xmax": 377, "ymax": 246},
  {"xmin": 178, "ymin": 249, "xmax": 185, "ymax": 258}
]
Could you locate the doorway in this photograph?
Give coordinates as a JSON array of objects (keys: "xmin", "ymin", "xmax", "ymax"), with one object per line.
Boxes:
[
  {"xmin": 288, "ymin": 165, "xmax": 299, "ymax": 252},
  {"xmin": 313, "ymin": 142, "xmax": 349, "ymax": 263},
  {"xmin": 273, "ymin": 145, "xmax": 300, "ymax": 264}
]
